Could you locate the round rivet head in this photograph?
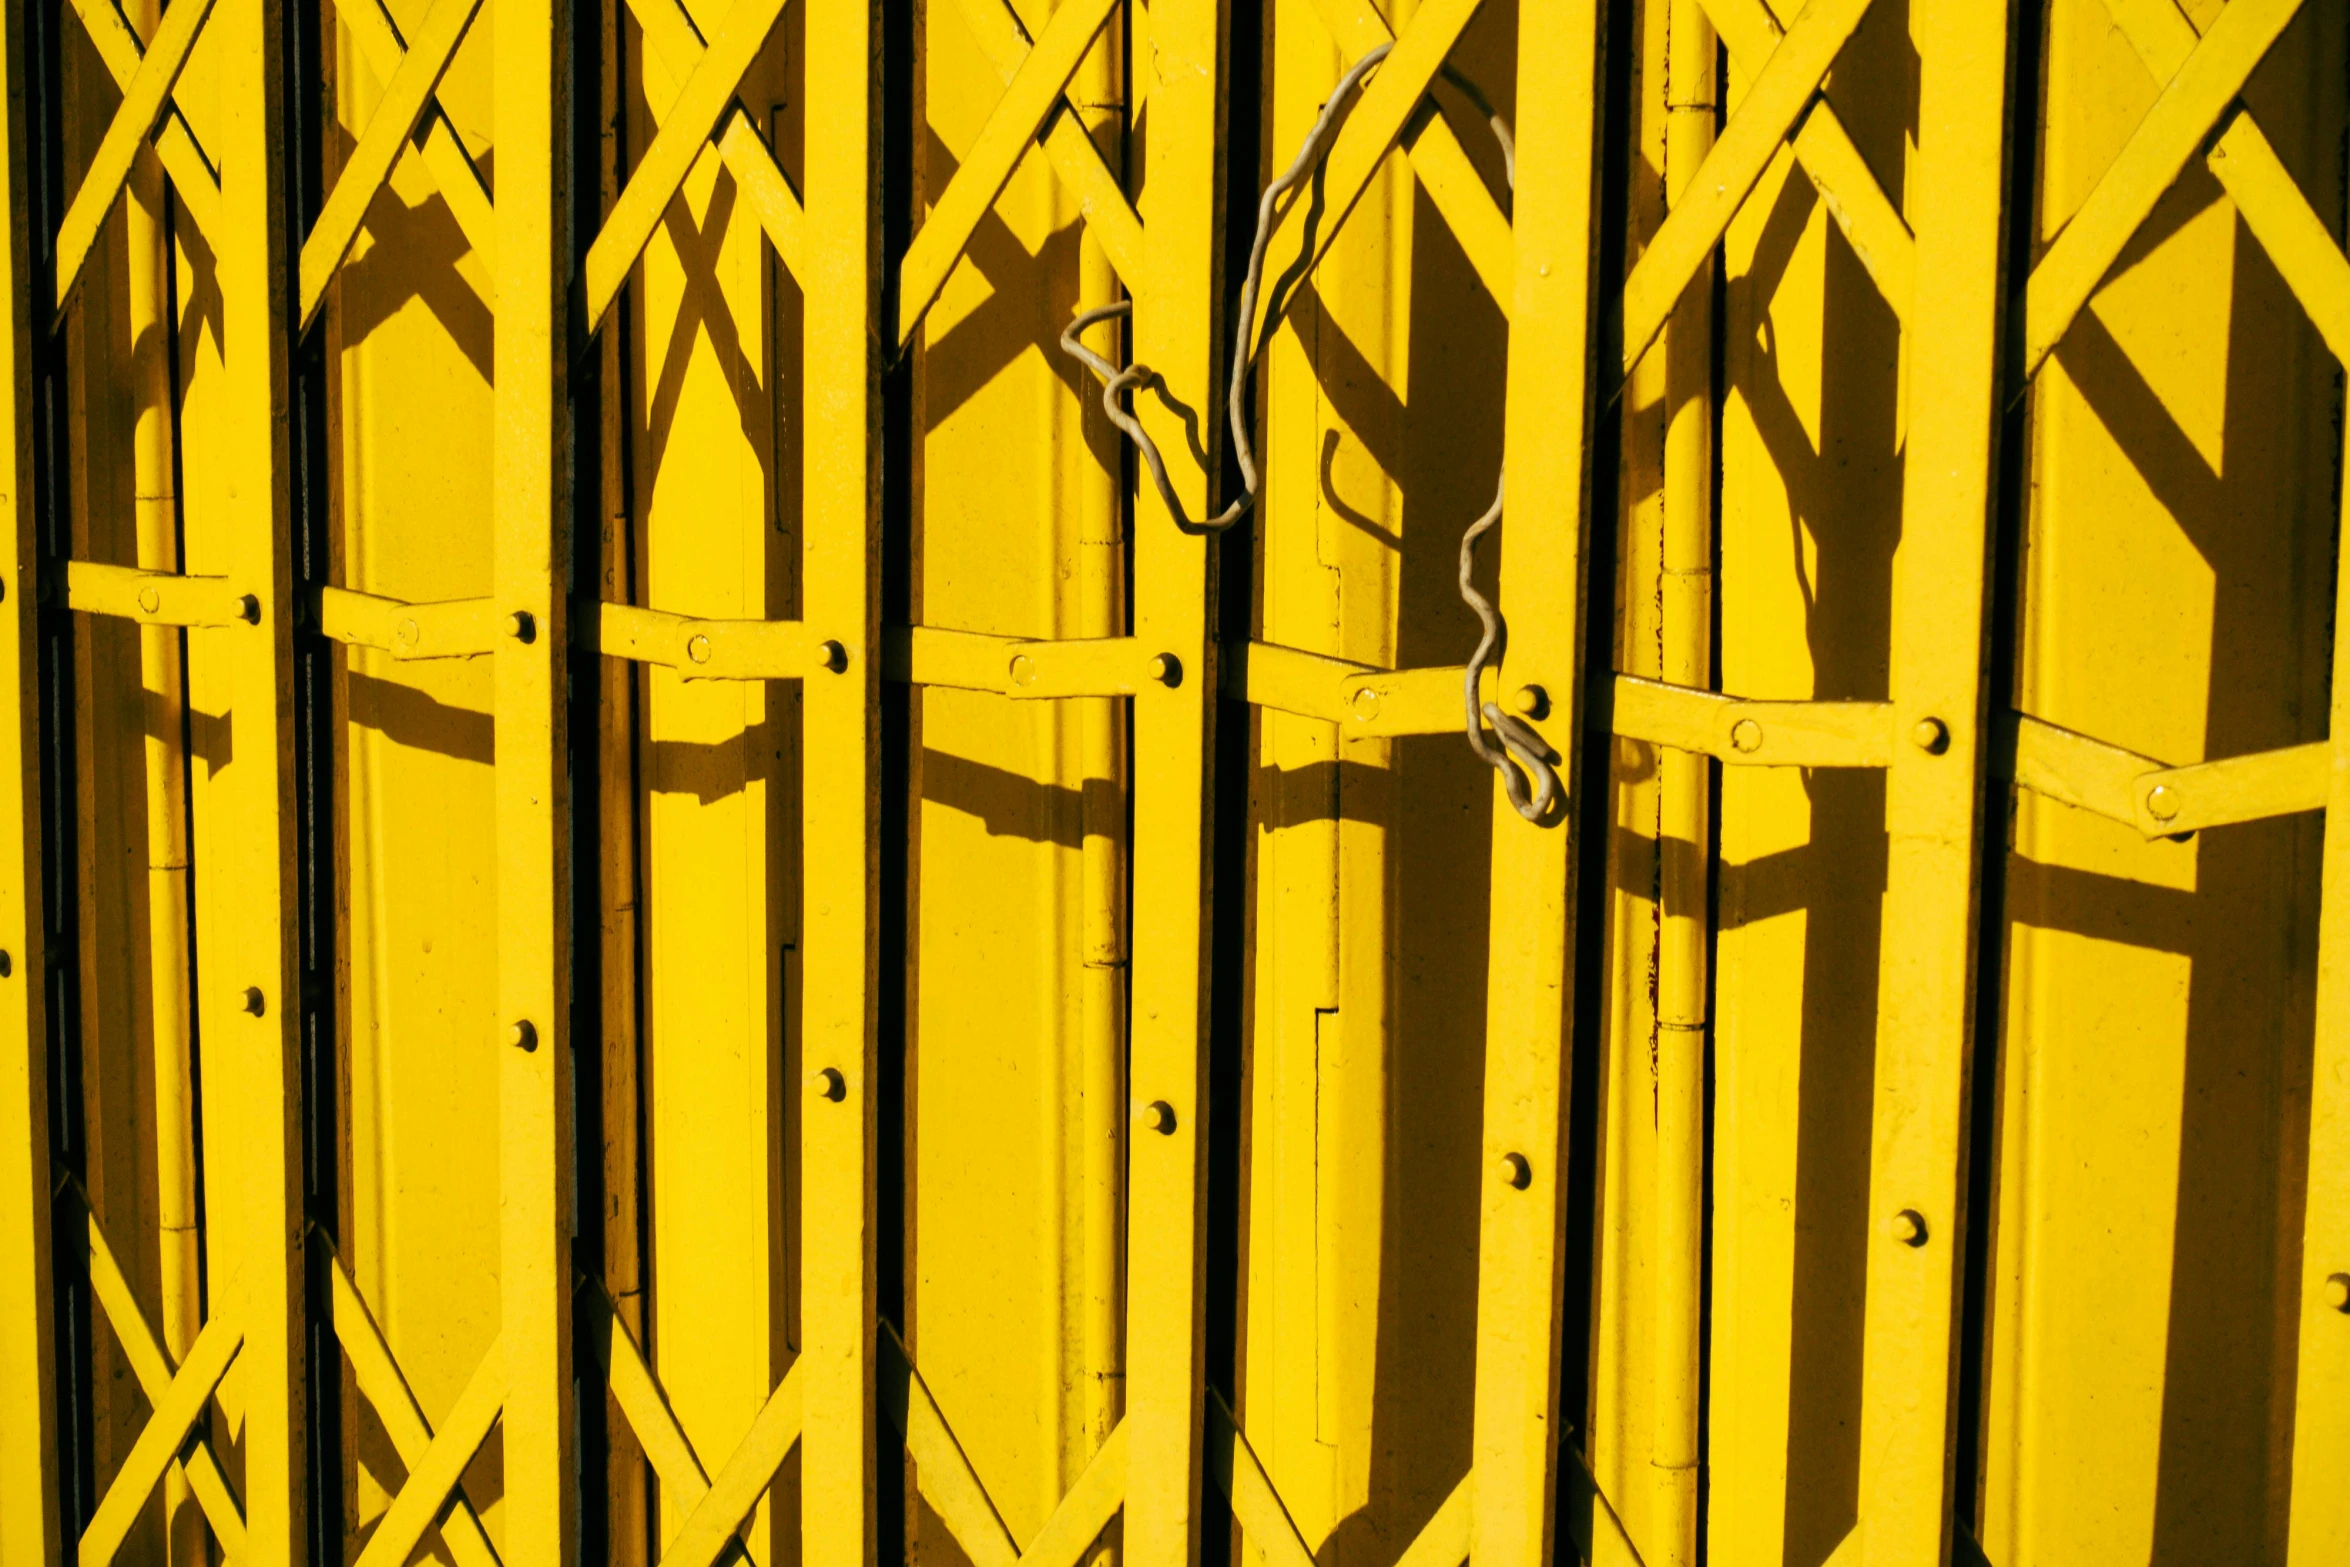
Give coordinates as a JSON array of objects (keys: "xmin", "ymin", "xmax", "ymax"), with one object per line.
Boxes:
[
  {"xmin": 687, "ymin": 633, "xmax": 713, "ymax": 665},
  {"xmin": 1512, "ymin": 685, "xmax": 1548, "ymax": 718},
  {"xmin": 2325, "ymin": 1273, "xmax": 2350, "ymax": 1314},
  {"xmin": 814, "ymin": 640, "xmax": 847, "ymax": 673},
  {"xmin": 0, "ymin": 950, "xmax": 15, "ymax": 978},
  {"xmin": 1009, "ymin": 654, "xmax": 1038, "ymax": 688},
  {"xmin": 506, "ymin": 610, "xmax": 536, "ymax": 643},
  {"xmin": 242, "ymin": 986, "xmax": 266, "ymax": 1017},
  {"xmin": 1497, "ymin": 1151, "xmax": 1532, "ymax": 1190},
  {"xmin": 1141, "ymin": 1100, "xmax": 1177, "ymax": 1135},
  {"xmin": 1911, "ymin": 717, "xmax": 1949, "ymax": 754},
  {"xmin": 396, "ymin": 618, "xmax": 421, "ymax": 647},
  {"xmin": 137, "ymin": 585, "xmax": 161, "ymax": 614},
  {"xmin": 813, "ymin": 1066, "xmax": 847, "ymax": 1102},
  {"xmin": 1148, "ymin": 653, "xmax": 1182, "ymax": 687},
  {"xmin": 2146, "ymin": 783, "xmax": 2180, "ymax": 822},
  {"xmin": 1730, "ymin": 718, "xmax": 1764, "ymax": 754},
  {"xmin": 1350, "ymin": 686, "xmax": 1382, "ymax": 721},
  {"xmin": 1890, "ymin": 1208, "xmax": 1928, "ymax": 1247},
  {"xmin": 236, "ymin": 594, "xmax": 261, "ymax": 624}
]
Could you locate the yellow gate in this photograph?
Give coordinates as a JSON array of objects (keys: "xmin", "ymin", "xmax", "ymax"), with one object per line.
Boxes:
[{"xmin": 0, "ymin": 0, "xmax": 2344, "ymax": 1563}]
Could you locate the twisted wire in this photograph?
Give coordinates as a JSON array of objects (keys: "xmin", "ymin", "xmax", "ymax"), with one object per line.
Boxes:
[{"xmin": 1061, "ymin": 43, "xmax": 1560, "ymax": 822}]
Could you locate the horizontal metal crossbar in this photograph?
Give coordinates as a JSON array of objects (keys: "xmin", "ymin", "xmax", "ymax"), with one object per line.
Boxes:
[{"xmin": 64, "ymin": 561, "xmax": 257, "ymax": 627}]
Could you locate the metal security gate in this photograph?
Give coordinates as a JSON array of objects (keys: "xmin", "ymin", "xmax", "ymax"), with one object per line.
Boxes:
[{"xmin": 0, "ymin": 0, "xmax": 2344, "ymax": 1563}]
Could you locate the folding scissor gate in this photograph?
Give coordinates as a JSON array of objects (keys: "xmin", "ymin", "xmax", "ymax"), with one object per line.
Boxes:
[{"xmin": 0, "ymin": 0, "xmax": 2345, "ymax": 1564}]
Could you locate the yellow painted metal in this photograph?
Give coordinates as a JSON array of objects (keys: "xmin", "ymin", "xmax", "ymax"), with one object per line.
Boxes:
[
  {"xmin": 1469, "ymin": 10, "xmax": 1599, "ymax": 1567},
  {"xmin": 14, "ymin": 1, "xmax": 2350, "ymax": 1563},
  {"xmin": 801, "ymin": 0, "xmax": 883, "ymax": 1558},
  {"xmin": 494, "ymin": 0, "xmax": 576, "ymax": 1543},
  {"xmin": 213, "ymin": 0, "xmax": 311, "ymax": 1552},
  {"xmin": 0, "ymin": 0, "xmax": 57, "ymax": 1555}
]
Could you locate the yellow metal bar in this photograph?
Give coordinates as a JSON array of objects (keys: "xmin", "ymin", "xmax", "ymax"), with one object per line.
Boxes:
[
  {"xmin": 48, "ymin": 0, "xmax": 218, "ymax": 316},
  {"xmin": 215, "ymin": 0, "xmax": 310, "ymax": 1549},
  {"xmin": 2285, "ymin": 405, "xmax": 2350, "ymax": 1567},
  {"xmin": 2020, "ymin": 0, "xmax": 2305, "ymax": 378},
  {"xmin": 76, "ymin": 1312, "xmax": 243, "ymax": 1566},
  {"xmin": 625, "ymin": 0, "xmax": 807, "ymax": 282},
  {"xmin": 1617, "ymin": 0, "xmax": 1876, "ymax": 378},
  {"xmin": 1612, "ymin": 677, "xmax": 1894, "ymax": 767},
  {"xmin": 661, "ymin": 1365, "xmax": 806, "ymax": 1567},
  {"xmin": 1121, "ymin": 0, "xmax": 1225, "ymax": 1554},
  {"xmin": 1246, "ymin": 0, "xmax": 1487, "ymax": 350},
  {"xmin": 893, "ymin": 0, "xmax": 1119, "ymax": 344},
  {"xmin": 0, "ymin": 0, "xmax": 58, "ymax": 1543},
  {"xmin": 1851, "ymin": 3, "xmax": 2010, "ymax": 1562},
  {"xmin": 597, "ymin": 600, "xmax": 821, "ymax": 678},
  {"xmin": 346, "ymin": 1343, "xmax": 507, "ymax": 1567},
  {"xmin": 327, "ymin": 0, "xmax": 496, "ymax": 268},
  {"xmin": 881, "ymin": 1326, "xmax": 1021, "ymax": 1567},
  {"xmin": 322, "ymin": 1244, "xmax": 498, "ymax": 1567},
  {"xmin": 314, "ymin": 584, "xmax": 500, "ymax": 659},
  {"xmin": 60, "ymin": 0, "xmax": 223, "ymax": 242},
  {"xmin": 578, "ymin": 0, "xmax": 793, "ymax": 334},
  {"xmin": 296, "ymin": 0, "xmax": 484, "ymax": 327},
  {"xmin": 1651, "ymin": 5, "xmax": 1714, "ymax": 1560},
  {"xmin": 1467, "ymin": 4, "xmax": 1602, "ymax": 1567},
  {"xmin": 494, "ymin": 0, "xmax": 577, "ymax": 1545},
  {"xmin": 945, "ymin": 0, "xmax": 1145, "ymax": 286},
  {"xmin": 76, "ymin": 1190, "xmax": 247, "ymax": 1554},
  {"xmin": 801, "ymin": 0, "xmax": 883, "ymax": 1551},
  {"xmin": 1697, "ymin": 0, "xmax": 1914, "ymax": 321},
  {"xmin": 1205, "ymin": 1395, "xmax": 1314, "ymax": 1567},
  {"xmin": 63, "ymin": 559, "xmax": 255, "ymax": 627},
  {"xmin": 2098, "ymin": 0, "xmax": 2350, "ymax": 367}
]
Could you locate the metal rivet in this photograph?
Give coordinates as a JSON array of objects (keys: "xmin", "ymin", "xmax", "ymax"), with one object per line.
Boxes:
[
  {"xmin": 687, "ymin": 633, "xmax": 713, "ymax": 665},
  {"xmin": 813, "ymin": 1066, "xmax": 847, "ymax": 1102},
  {"xmin": 2146, "ymin": 783, "xmax": 2180, "ymax": 822},
  {"xmin": 1890, "ymin": 1208, "xmax": 1928, "ymax": 1247},
  {"xmin": 0, "ymin": 950, "xmax": 14, "ymax": 978},
  {"xmin": 1730, "ymin": 718, "xmax": 1764, "ymax": 754},
  {"xmin": 1511, "ymin": 685, "xmax": 1548, "ymax": 718},
  {"xmin": 236, "ymin": 594, "xmax": 261, "ymax": 624},
  {"xmin": 242, "ymin": 986, "xmax": 266, "ymax": 1017},
  {"xmin": 1148, "ymin": 652, "xmax": 1181, "ymax": 686},
  {"xmin": 1497, "ymin": 1151, "xmax": 1532, "ymax": 1190},
  {"xmin": 0, "ymin": 575, "xmax": 9, "ymax": 602},
  {"xmin": 1350, "ymin": 686, "xmax": 1381, "ymax": 720},
  {"xmin": 2325, "ymin": 1273, "xmax": 2350, "ymax": 1314},
  {"xmin": 508, "ymin": 1019, "xmax": 538, "ymax": 1052},
  {"xmin": 137, "ymin": 586, "xmax": 161, "ymax": 614},
  {"xmin": 1141, "ymin": 1100, "xmax": 1176, "ymax": 1134},
  {"xmin": 1010, "ymin": 654, "xmax": 1038, "ymax": 688},
  {"xmin": 396, "ymin": 618, "xmax": 421, "ymax": 647},
  {"xmin": 814, "ymin": 640, "xmax": 847, "ymax": 673},
  {"xmin": 506, "ymin": 610, "xmax": 535, "ymax": 642},
  {"xmin": 1911, "ymin": 717, "xmax": 1948, "ymax": 754}
]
